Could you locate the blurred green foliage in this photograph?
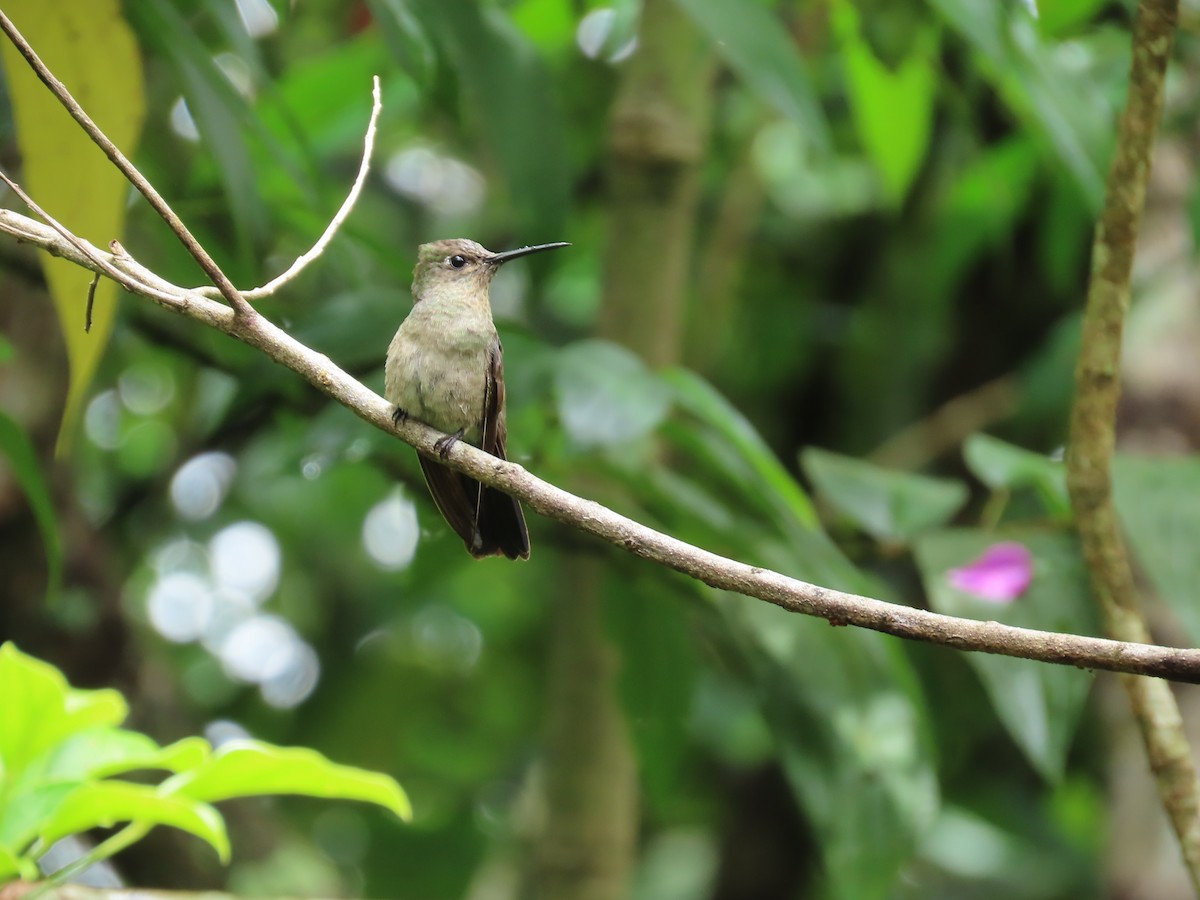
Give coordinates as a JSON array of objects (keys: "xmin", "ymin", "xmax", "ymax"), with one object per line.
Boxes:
[
  {"xmin": 0, "ymin": 643, "xmax": 408, "ymax": 887},
  {"xmin": 1, "ymin": 0, "xmax": 1197, "ymax": 898}
]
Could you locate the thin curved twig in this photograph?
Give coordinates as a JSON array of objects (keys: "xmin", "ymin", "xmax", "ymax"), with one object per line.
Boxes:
[
  {"xmin": 0, "ymin": 168, "xmax": 145, "ymax": 299},
  {"xmin": 193, "ymin": 77, "xmax": 383, "ymax": 301}
]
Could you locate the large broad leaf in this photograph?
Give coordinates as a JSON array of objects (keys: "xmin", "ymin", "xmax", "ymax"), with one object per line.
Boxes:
[
  {"xmin": 44, "ymin": 730, "xmax": 210, "ymax": 782},
  {"xmin": 0, "ymin": 411, "xmax": 61, "ymax": 600},
  {"xmin": 963, "ymin": 433, "xmax": 1071, "ymax": 520},
  {"xmin": 725, "ymin": 597, "xmax": 939, "ymax": 900},
  {"xmin": 834, "ymin": 1, "xmax": 936, "ymax": 204},
  {"xmin": 0, "ymin": 644, "xmax": 127, "ymax": 780},
  {"xmin": 0, "ymin": 782, "xmax": 79, "ymax": 854},
  {"xmin": 164, "ymin": 741, "xmax": 412, "ymax": 822},
  {"xmin": 802, "ymin": 448, "xmax": 968, "ymax": 543},
  {"xmin": 36, "ymin": 781, "xmax": 229, "ymax": 862},
  {"xmin": 671, "ymin": 0, "xmax": 830, "ymax": 152},
  {"xmin": 914, "ymin": 529, "xmax": 1096, "ymax": 781},
  {"xmin": 553, "ymin": 340, "xmax": 673, "ymax": 449},
  {"xmin": 0, "ymin": 1, "xmax": 145, "ymax": 452},
  {"xmin": 1114, "ymin": 455, "xmax": 1200, "ymax": 644}
]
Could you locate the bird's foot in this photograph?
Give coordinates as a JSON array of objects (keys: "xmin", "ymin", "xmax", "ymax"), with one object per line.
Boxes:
[
  {"xmin": 391, "ymin": 406, "xmax": 409, "ymax": 426},
  {"xmin": 434, "ymin": 428, "xmax": 465, "ymax": 459}
]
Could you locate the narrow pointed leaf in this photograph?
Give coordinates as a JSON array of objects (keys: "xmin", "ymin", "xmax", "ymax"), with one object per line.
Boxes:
[
  {"xmin": 164, "ymin": 741, "xmax": 411, "ymax": 821},
  {"xmin": 835, "ymin": 1, "xmax": 936, "ymax": 203},
  {"xmin": 665, "ymin": 368, "xmax": 818, "ymax": 530},
  {"xmin": 0, "ymin": 411, "xmax": 61, "ymax": 600},
  {"xmin": 672, "ymin": 0, "xmax": 831, "ymax": 151},
  {"xmin": 37, "ymin": 782, "xmax": 229, "ymax": 862},
  {"xmin": 0, "ymin": 0, "xmax": 144, "ymax": 452}
]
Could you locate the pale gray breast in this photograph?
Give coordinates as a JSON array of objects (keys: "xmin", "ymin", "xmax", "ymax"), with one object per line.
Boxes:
[{"xmin": 385, "ymin": 304, "xmax": 495, "ymax": 440}]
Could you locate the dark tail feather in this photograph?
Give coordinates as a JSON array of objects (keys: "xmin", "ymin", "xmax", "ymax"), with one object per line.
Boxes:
[
  {"xmin": 476, "ymin": 485, "xmax": 530, "ymax": 560},
  {"xmin": 418, "ymin": 456, "xmax": 530, "ymax": 560}
]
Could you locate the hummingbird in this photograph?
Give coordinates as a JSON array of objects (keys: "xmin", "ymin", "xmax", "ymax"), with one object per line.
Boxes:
[{"xmin": 385, "ymin": 238, "xmax": 568, "ymax": 559}]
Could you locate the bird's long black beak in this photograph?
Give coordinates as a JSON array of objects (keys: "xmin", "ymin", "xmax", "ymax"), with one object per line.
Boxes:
[{"xmin": 489, "ymin": 242, "xmax": 570, "ymax": 265}]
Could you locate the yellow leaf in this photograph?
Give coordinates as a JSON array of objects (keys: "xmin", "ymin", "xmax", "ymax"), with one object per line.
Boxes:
[{"xmin": 0, "ymin": 1, "xmax": 145, "ymax": 453}]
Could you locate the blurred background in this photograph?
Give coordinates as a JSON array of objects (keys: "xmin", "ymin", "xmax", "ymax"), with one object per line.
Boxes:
[{"xmin": 3, "ymin": 0, "xmax": 1200, "ymax": 897}]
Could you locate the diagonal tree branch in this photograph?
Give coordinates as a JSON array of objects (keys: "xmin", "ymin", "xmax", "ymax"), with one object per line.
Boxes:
[
  {"xmin": 2, "ymin": 9, "xmax": 1200, "ymax": 691},
  {"xmin": 0, "ymin": 8, "xmax": 252, "ymax": 318},
  {"xmin": 1063, "ymin": 0, "xmax": 1200, "ymax": 888},
  {"xmin": 2, "ymin": 205, "xmax": 1200, "ymax": 684}
]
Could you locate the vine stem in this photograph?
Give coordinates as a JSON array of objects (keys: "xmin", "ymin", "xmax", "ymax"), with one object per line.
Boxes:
[
  {"xmin": 1062, "ymin": 0, "xmax": 1200, "ymax": 889},
  {"xmin": 22, "ymin": 824, "xmax": 150, "ymax": 900}
]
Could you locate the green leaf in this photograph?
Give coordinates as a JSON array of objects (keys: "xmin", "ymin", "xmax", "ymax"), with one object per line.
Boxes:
[
  {"xmin": 0, "ymin": 0, "xmax": 144, "ymax": 452},
  {"xmin": 672, "ymin": 0, "xmax": 830, "ymax": 152},
  {"xmin": 0, "ymin": 412, "xmax": 62, "ymax": 600},
  {"xmin": 130, "ymin": 0, "xmax": 275, "ymax": 251},
  {"xmin": 1114, "ymin": 455, "xmax": 1200, "ymax": 644},
  {"xmin": 725, "ymin": 597, "xmax": 939, "ymax": 899},
  {"xmin": 0, "ymin": 842, "xmax": 20, "ymax": 881},
  {"xmin": 927, "ymin": 0, "xmax": 1108, "ymax": 208},
  {"xmin": 1036, "ymin": 0, "xmax": 1109, "ymax": 37},
  {"xmin": 664, "ymin": 368, "xmax": 818, "ymax": 530},
  {"xmin": 929, "ymin": 136, "xmax": 1041, "ymax": 300},
  {"xmin": 914, "ymin": 529, "xmax": 1096, "ymax": 781},
  {"xmin": 509, "ymin": 0, "xmax": 577, "ymax": 55},
  {"xmin": 0, "ymin": 782, "xmax": 79, "ymax": 853},
  {"xmin": 834, "ymin": 1, "xmax": 936, "ymax": 204},
  {"xmin": 36, "ymin": 782, "xmax": 229, "ymax": 863},
  {"xmin": 164, "ymin": 741, "xmax": 412, "ymax": 822},
  {"xmin": 801, "ymin": 448, "xmax": 968, "ymax": 542},
  {"xmin": 963, "ymin": 433, "xmax": 1071, "ymax": 520},
  {"xmin": 605, "ymin": 576, "xmax": 698, "ymax": 813},
  {"xmin": 45, "ymin": 730, "xmax": 210, "ymax": 782},
  {"xmin": 0, "ymin": 644, "xmax": 127, "ymax": 780},
  {"xmin": 553, "ymin": 340, "xmax": 673, "ymax": 449},
  {"xmin": 368, "ymin": 0, "xmax": 437, "ymax": 84}
]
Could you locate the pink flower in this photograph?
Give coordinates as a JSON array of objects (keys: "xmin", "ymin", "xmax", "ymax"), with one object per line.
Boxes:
[{"xmin": 946, "ymin": 542, "xmax": 1033, "ymax": 603}]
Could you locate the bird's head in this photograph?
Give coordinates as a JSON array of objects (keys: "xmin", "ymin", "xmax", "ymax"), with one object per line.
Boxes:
[{"xmin": 411, "ymin": 238, "xmax": 568, "ymax": 302}]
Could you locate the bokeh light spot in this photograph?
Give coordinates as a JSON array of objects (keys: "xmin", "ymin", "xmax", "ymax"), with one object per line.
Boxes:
[
  {"xmin": 147, "ymin": 572, "xmax": 214, "ymax": 643},
  {"xmin": 84, "ymin": 389, "xmax": 122, "ymax": 450},
  {"xmin": 218, "ymin": 614, "xmax": 301, "ymax": 683},
  {"xmin": 171, "ymin": 451, "xmax": 237, "ymax": 521},
  {"xmin": 260, "ymin": 641, "xmax": 320, "ymax": 709},
  {"xmin": 210, "ymin": 521, "xmax": 281, "ymax": 603},
  {"xmin": 363, "ymin": 491, "xmax": 419, "ymax": 571}
]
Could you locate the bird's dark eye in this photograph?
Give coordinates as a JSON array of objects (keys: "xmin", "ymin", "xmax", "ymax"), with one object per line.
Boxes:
[{"xmin": 450, "ymin": 255, "xmax": 467, "ymax": 269}]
